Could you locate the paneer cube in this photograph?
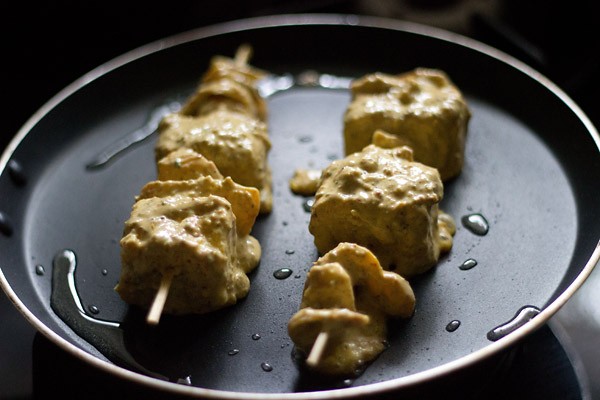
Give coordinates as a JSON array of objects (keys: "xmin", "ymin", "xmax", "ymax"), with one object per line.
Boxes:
[
  {"xmin": 116, "ymin": 195, "xmax": 255, "ymax": 315},
  {"xmin": 344, "ymin": 68, "xmax": 471, "ymax": 181},
  {"xmin": 155, "ymin": 109, "xmax": 272, "ymax": 213},
  {"xmin": 309, "ymin": 143, "xmax": 453, "ymax": 278}
]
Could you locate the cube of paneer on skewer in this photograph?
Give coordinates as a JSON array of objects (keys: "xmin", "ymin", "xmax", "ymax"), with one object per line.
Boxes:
[
  {"xmin": 155, "ymin": 109, "xmax": 272, "ymax": 214},
  {"xmin": 344, "ymin": 68, "xmax": 471, "ymax": 181},
  {"xmin": 116, "ymin": 194, "xmax": 260, "ymax": 315},
  {"xmin": 309, "ymin": 136, "xmax": 456, "ymax": 278},
  {"xmin": 288, "ymin": 243, "xmax": 415, "ymax": 376},
  {"xmin": 116, "ymin": 175, "xmax": 262, "ymax": 315},
  {"xmin": 180, "ymin": 53, "xmax": 268, "ymax": 122}
]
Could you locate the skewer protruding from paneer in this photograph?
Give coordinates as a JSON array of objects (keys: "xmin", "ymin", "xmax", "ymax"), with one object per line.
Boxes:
[
  {"xmin": 344, "ymin": 68, "xmax": 471, "ymax": 181},
  {"xmin": 288, "ymin": 243, "xmax": 415, "ymax": 376},
  {"xmin": 309, "ymin": 131, "xmax": 456, "ymax": 278},
  {"xmin": 155, "ymin": 46, "xmax": 273, "ymax": 213}
]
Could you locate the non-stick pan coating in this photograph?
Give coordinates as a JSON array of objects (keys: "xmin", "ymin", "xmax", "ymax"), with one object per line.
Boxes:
[{"xmin": 1, "ymin": 15, "xmax": 599, "ymax": 399}]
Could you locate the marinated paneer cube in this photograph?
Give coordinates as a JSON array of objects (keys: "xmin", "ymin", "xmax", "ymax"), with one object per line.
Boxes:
[
  {"xmin": 344, "ymin": 68, "xmax": 471, "ymax": 181},
  {"xmin": 116, "ymin": 195, "xmax": 259, "ymax": 315},
  {"xmin": 155, "ymin": 109, "xmax": 272, "ymax": 213},
  {"xmin": 309, "ymin": 143, "xmax": 455, "ymax": 278}
]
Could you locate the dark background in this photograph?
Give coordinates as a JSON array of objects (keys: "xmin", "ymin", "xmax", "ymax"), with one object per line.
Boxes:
[
  {"xmin": 2, "ymin": 1, "xmax": 599, "ymax": 399},
  {"xmin": 3, "ymin": 0, "xmax": 598, "ymax": 151}
]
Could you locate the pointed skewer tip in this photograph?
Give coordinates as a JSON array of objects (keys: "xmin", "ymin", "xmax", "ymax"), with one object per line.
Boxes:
[
  {"xmin": 306, "ymin": 331, "xmax": 329, "ymax": 367},
  {"xmin": 146, "ymin": 272, "xmax": 174, "ymax": 325}
]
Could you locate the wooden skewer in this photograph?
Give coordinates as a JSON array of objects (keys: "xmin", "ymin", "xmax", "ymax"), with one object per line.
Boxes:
[
  {"xmin": 306, "ymin": 331, "xmax": 329, "ymax": 367},
  {"xmin": 234, "ymin": 44, "xmax": 252, "ymax": 67},
  {"xmin": 146, "ymin": 271, "xmax": 174, "ymax": 325}
]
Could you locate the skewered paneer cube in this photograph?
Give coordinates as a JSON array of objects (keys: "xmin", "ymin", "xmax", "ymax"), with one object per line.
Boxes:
[
  {"xmin": 155, "ymin": 47, "xmax": 273, "ymax": 213},
  {"xmin": 309, "ymin": 132, "xmax": 455, "ymax": 278},
  {"xmin": 179, "ymin": 49, "xmax": 268, "ymax": 122},
  {"xmin": 116, "ymin": 194, "xmax": 260, "ymax": 315},
  {"xmin": 344, "ymin": 68, "xmax": 471, "ymax": 181},
  {"xmin": 137, "ymin": 175, "xmax": 260, "ymax": 239},
  {"xmin": 116, "ymin": 174, "xmax": 262, "ymax": 315},
  {"xmin": 288, "ymin": 243, "xmax": 415, "ymax": 376}
]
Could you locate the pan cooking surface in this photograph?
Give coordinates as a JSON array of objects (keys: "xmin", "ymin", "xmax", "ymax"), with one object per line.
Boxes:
[{"xmin": 1, "ymin": 15, "xmax": 599, "ymax": 397}]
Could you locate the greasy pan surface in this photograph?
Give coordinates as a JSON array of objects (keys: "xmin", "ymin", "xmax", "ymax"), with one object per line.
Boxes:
[{"xmin": 1, "ymin": 14, "xmax": 599, "ymax": 399}]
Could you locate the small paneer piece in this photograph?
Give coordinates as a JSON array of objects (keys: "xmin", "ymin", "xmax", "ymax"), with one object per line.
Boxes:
[
  {"xmin": 344, "ymin": 68, "xmax": 471, "ymax": 181},
  {"xmin": 116, "ymin": 194, "xmax": 260, "ymax": 315},
  {"xmin": 180, "ymin": 57, "xmax": 268, "ymax": 122},
  {"xmin": 157, "ymin": 148, "xmax": 223, "ymax": 181},
  {"xmin": 309, "ymin": 142, "xmax": 455, "ymax": 278},
  {"xmin": 288, "ymin": 243, "xmax": 415, "ymax": 376}
]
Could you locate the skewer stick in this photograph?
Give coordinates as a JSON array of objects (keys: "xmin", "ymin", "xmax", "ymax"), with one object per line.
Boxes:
[
  {"xmin": 234, "ymin": 44, "xmax": 252, "ymax": 67},
  {"xmin": 306, "ymin": 331, "xmax": 329, "ymax": 367},
  {"xmin": 146, "ymin": 271, "xmax": 174, "ymax": 325}
]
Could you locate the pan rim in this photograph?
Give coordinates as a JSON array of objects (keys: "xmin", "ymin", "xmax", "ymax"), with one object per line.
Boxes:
[{"xmin": 1, "ymin": 13, "xmax": 599, "ymax": 399}]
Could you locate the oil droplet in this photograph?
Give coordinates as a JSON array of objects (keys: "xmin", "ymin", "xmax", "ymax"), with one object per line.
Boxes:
[
  {"xmin": 35, "ymin": 265, "xmax": 45, "ymax": 276},
  {"xmin": 487, "ymin": 306, "xmax": 540, "ymax": 341},
  {"xmin": 461, "ymin": 213, "xmax": 489, "ymax": 235},
  {"xmin": 7, "ymin": 159, "xmax": 27, "ymax": 186},
  {"xmin": 298, "ymin": 135, "xmax": 313, "ymax": 143},
  {"xmin": 459, "ymin": 258, "xmax": 478, "ymax": 270},
  {"xmin": 0, "ymin": 212, "xmax": 14, "ymax": 237},
  {"xmin": 252, "ymin": 333, "xmax": 261, "ymax": 340},
  {"xmin": 261, "ymin": 362, "xmax": 273, "ymax": 372},
  {"xmin": 101, "ymin": 269, "xmax": 108, "ymax": 276},
  {"xmin": 285, "ymin": 249, "xmax": 295, "ymax": 255},
  {"xmin": 294, "ymin": 274, "xmax": 302, "ymax": 279},
  {"xmin": 88, "ymin": 305, "xmax": 100, "ymax": 315},
  {"xmin": 273, "ymin": 268, "xmax": 293, "ymax": 280},
  {"xmin": 228, "ymin": 349, "xmax": 240, "ymax": 356},
  {"xmin": 302, "ymin": 198, "xmax": 314, "ymax": 212},
  {"xmin": 446, "ymin": 320, "xmax": 461, "ymax": 332}
]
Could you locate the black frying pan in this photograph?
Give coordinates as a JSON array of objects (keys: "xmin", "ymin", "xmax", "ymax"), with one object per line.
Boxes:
[{"xmin": 1, "ymin": 14, "xmax": 599, "ymax": 399}]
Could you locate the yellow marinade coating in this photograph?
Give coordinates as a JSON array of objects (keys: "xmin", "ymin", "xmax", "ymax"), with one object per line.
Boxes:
[
  {"xmin": 157, "ymin": 148, "xmax": 223, "ymax": 181},
  {"xmin": 137, "ymin": 175, "xmax": 260, "ymax": 238},
  {"xmin": 155, "ymin": 50, "xmax": 273, "ymax": 213},
  {"xmin": 155, "ymin": 110, "xmax": 272, "ymax": 213},
  {"xmin": 116, "ymin": 194, "xmax": 261, "ymax": 315},
  {"xmin": 344, "ymin": 68, "xmax": 471, "ymax": 181},
  {"xmin": 308, "ymin": 141, "xmax": 455, "ymax": 278},
  {"xmin": 288, "ymin": 243, "xmax": 415, "ymax": 376},
  {"xmin": 289, "ymin": 168, "xmax": 322, "ymax": 196}
]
